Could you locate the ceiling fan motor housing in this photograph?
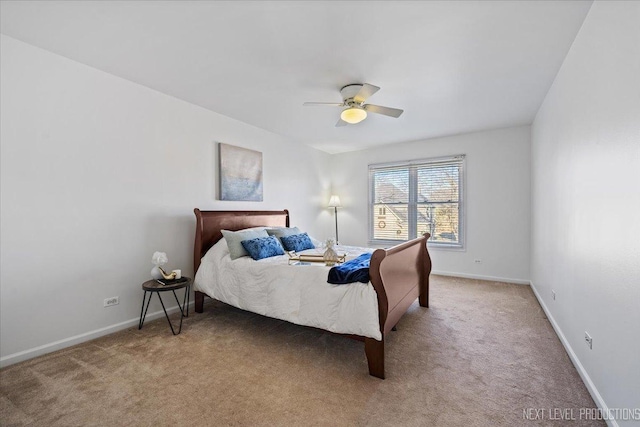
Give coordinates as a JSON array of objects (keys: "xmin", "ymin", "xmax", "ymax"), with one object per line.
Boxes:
[{"xmin": 340, "ymin": 84, "xmax": 364, "ymax": 105}]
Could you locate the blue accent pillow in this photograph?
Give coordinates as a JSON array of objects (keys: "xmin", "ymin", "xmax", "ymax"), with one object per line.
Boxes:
[
  {"xmin": 241, "ymin": 235, "xmax": 285, "ymax": 260},
  {"xmin": 280, "ymin": 233, "xmax": 315, "ymax": 252}
]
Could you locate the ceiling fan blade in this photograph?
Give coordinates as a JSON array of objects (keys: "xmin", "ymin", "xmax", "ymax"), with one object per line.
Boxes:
[
  {"xmin": 364, "ymin": 104, "xmax": 404, "ymax": 118},
  {"xmin": 335, "ymin": 118, "xmax": 348, "ymax": 127},
  {"xmin": 303, "ymin": 102, "xmax": 343, "ymax": 107},
  {"xmin": 353, "ymin": 83, "xmax": 380, "ymax": 103}
]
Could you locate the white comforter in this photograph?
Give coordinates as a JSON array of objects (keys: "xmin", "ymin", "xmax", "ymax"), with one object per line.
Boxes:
[{"xmin": 194, "ymin": 240, "xmax": 382, "ymax": 340}]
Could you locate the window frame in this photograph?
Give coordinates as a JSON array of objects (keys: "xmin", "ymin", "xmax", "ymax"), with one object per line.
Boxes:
[{"xmin": 368, "ymin": 154, "xmax": 466, "ymax": 250}]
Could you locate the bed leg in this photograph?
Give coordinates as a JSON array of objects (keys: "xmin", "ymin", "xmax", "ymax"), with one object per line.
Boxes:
[
  {"xmin": 419, "ymin": 293, "xmax": 428, "ymax": 307},
  {"xmin": 365, "ymin": 337, "xmax": 385, "ymax": 379},
  {"xmin": 419, "ymin": 276, "xmax": 429, "ymax": 308},
  {"xmin": 195, "ymin": 291, "xmax": 205, "ymax": 313}
]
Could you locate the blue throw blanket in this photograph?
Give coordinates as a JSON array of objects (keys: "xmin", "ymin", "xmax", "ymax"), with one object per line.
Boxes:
[{"xmin": 327, "ymin": 253, "xmax": 372, "ymax": 285}]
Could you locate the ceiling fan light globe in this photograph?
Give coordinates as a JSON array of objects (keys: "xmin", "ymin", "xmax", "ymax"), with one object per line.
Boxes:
[{"xmin": 340, "ymin": 107, "xmax": 367, "ymax": 124}]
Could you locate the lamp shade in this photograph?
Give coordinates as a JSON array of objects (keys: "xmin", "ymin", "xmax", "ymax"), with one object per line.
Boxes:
[
  {"xmin": 328, "ymin": 195, "xmax": 342, "ymax": 208},
  {"xmin": 340, "ymin": 107, "xmax": 367, "ymax": 124}
]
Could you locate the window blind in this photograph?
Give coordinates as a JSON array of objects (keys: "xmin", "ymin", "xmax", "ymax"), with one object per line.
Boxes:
[{"xmin": 369, "ymin": 155, "xmax": 465, "ymax": 247}]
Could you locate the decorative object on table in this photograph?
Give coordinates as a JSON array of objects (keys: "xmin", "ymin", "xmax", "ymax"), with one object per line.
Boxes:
[
  {"xmin": 328, "ymin": 195, "xmax": 341, "ymax": 244},
  {"xmin": 150, "ymin": 251, "xmax": 168, "ymax": 280},
  {"xmin": 150, "ymin": 251, "xmax": 178, "ymax": 280},
  {"xmin": 323, "ymin": 238, "xmax": 340, "ymax": 266},
  {"xmin": 159, "ymin": 268, "xmax": 177, "ymax": 280},
  {"xmin": 219, "ymin": 142, "xmax": 263, "ymax": 201},
  {"xmin": 172, "ymin": 269, "xmax": 182, "ymax": 279}
]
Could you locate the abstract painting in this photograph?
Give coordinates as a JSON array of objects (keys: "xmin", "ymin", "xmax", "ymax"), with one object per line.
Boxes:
[{"xmin": 219, "ymin": 143, "xmax": 263, "ymax": 201}]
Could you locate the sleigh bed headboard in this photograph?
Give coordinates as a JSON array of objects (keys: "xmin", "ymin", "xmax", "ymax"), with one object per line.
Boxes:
[{"xmin": 193, "ymin": 209, "xmax": 290, "ymax": 273}]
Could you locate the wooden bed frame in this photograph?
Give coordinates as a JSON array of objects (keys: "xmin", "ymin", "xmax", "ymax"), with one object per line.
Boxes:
[{"xmin": 193, "ymin": 208, "xmax": 432, "ymax": 379}]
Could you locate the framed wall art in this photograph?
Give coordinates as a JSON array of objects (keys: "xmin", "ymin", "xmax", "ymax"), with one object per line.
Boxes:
[{"xmin": 218, "ymin": 143, "xmax": 263, "ymax": 201}]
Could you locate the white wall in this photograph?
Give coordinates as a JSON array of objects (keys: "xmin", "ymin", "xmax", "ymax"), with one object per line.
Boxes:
[
  {"xmin": 0, "ymin": 35, "xmax": 332, "ymax": 363},
  {"xmin": 531, "ymin": 2, "xmax": 640, "ymax": 425},
  {"xmin": 331, "ymin": 126, "xmax": 531, "ymax": 283}
]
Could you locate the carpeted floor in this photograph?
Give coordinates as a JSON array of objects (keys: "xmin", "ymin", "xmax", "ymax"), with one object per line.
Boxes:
[{"xmin": 0, "ymin": 276, "xmax": 603, "ymax": 426}]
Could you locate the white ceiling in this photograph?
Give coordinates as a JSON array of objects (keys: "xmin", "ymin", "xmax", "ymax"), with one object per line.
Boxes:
[{"xmin": 0, "ymin": 1, "xmax": 592, "ymax": 154}]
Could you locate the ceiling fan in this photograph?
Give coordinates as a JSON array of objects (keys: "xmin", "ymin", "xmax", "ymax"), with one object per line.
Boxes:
[{"xmin": 303, "ymin": 83, "xmax": 404, "ymax": 127}]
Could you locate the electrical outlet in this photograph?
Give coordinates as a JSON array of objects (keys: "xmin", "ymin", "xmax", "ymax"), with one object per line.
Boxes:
[
  {"xmin": 104, "ymin": 296, "xmax": 119, "ymax": 308},
  {"xmin": 474, "ymin": 259, "xmax": 482, "ymax": 264},
  {"xmin": 584, "ymin": 332, "xmax": 592, "ymax": 350},
  {"xmin": 552, "ymin": 290, "xmax": 556, "ymax": 300}
]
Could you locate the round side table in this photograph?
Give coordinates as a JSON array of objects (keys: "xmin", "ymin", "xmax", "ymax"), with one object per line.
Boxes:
[{"xmin": 138, "ymin": 277, "xmax": 191, "ymax": 335}]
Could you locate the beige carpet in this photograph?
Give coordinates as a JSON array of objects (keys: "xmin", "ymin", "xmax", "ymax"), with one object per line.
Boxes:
[{"xmin": 0, "ymin": 276, "xmax": 603, "ymax": 426}]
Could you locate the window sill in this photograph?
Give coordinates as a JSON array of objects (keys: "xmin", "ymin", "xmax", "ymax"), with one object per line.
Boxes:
[{"xmin": 368, "ymin": 239, "xmax": 465, "ymax": 252}]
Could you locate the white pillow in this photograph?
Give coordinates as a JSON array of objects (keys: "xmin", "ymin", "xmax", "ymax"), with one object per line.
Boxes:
[
  {"xmin": 221, "ymin": 228, "xmax": 270, "ymax": 260},
  {"xmin": 266, "ymin": 226, "xmax": 301, "ymax": 241}
]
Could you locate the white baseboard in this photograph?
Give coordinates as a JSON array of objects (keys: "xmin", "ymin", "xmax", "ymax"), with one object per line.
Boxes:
[
  {"xmin": 0, "ymin": 302, "xmax": 195, "ymax": 368},
  {"xmin": 529, "ymin": 281, "xmax": 617, "ymax": 427},
  {"xmin": 431, "ymin": 270, "xmax": 530, "ymax": 285}
]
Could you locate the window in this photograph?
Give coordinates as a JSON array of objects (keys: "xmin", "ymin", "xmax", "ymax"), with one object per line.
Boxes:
[{"xmin": 369, "ymin": 155, "xmax": 465, "ymax": 248}]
